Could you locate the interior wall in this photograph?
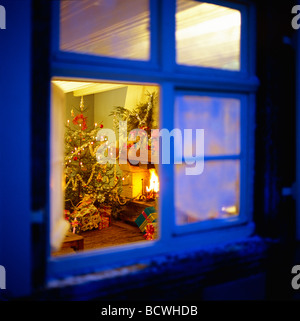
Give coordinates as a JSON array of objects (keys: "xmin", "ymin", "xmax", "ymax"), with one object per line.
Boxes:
[
  {"xmin": 125, "ymin": 85, "xmax": 159, "ymax": 129},
  {"xmin": 94, "ymin": 85, "xmax": 158, "ymax": 126},
  {"xmin": 94, "ymin": 86, "xmax": 128, "ymax": 130},
  {"xmin": 93, "ymin": 84, "xmax": 159, "ymax": 145},
  {"xmin": 124, "ymin": 85, "xmax": 155, "ymax": 110}
]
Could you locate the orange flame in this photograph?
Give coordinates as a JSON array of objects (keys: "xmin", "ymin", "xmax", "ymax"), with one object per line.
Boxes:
[{"xmin": 146, "ymin": 169, "xmax": 159, "ymax": 193}]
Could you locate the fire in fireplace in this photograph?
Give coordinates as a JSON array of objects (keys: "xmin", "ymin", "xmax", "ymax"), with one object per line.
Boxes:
[{"xmin": 145, "ymin": 168, "xmax": 159, "ymax": 201}]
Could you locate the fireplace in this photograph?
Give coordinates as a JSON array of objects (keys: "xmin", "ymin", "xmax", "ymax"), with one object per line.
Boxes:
[{"xmin": 119, "ymin": 163, "xmax": 159, "ymax": 202}]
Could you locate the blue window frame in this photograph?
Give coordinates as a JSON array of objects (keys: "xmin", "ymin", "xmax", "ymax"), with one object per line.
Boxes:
[{"xmin": 48, "ymin": 0, "xmax": 259, "ymax": 281}]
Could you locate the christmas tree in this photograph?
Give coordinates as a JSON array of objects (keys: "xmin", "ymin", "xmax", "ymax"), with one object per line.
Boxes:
[{"xmin": 64, "ymin": 96, "xmax": 124, "ymax": 218}]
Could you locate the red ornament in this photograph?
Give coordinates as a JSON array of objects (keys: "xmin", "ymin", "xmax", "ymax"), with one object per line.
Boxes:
[
  {"xmin": 100, "ymin": 124, "xmax": 103, "ymax": 128},
  {"xmin": 72, "ymin": 114, "xmax": 88, "ymax": 130},
  {"xmin": 73, "ymin": 156, "xmax": 78, "ymax": 161}
]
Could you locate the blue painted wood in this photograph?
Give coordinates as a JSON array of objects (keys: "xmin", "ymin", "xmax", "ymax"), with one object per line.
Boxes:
[
  {"xmin": 47, "ymin": 223, "xmax": 255, "ymax": 280},
  {"xmin": 159, "ymin": 82, "xmax": 175, "ymax": 243},
  {"xmin": 43, "ymin": 235, "xmax": 268, "ymax": 300},
  {"xmin": 0, "ymin": 0, "xmax": 32, "ymax": 297}
]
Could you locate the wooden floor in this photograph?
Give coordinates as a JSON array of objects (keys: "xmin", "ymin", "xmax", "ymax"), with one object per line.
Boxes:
[
  {"xmin": 52, "ymin": 220, "xmax": 146, "ymax": 256},
  {"xmin": 52, "ymin": 200, "xmax": 157, "ymax": 257}
]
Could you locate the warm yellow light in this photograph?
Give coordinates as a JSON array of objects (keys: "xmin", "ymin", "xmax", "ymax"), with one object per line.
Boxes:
[
  {"xmin": 176, "ymin": 1, "xmax": 241, "ymax": 70},
  {"xmin": 221, "ymin": 205, "xmax": 237, "ymax": 214},
  {"xmin": 176, "ymin": 7, "xmax": 240, "ymax": 40},
  {"xmin": 146, "ymin": 168, "xmax": 159, "ymax": 193}
]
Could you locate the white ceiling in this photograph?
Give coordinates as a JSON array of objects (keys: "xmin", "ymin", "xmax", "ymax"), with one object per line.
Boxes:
[{"xmin": 52, "ymin": 80, "xmax": 126, "ymax": 96}]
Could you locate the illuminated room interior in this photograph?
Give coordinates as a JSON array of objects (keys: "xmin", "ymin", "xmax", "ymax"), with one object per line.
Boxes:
[{"xmin": 51, "ymin": 80, "xmax": 160, "ymax": 256}]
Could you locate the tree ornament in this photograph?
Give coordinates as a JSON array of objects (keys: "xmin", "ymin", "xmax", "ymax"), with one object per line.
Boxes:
[
  {"xmin": 72, "ymin": 114, "xmax": 87, "ymax": 131},
  {"xmin": 96, "ymin": 172, "xmax": 103, "ymax": 181},
  {"xmin": 80, "ymin": 96, "xmax": 84, "ymax": 111}
]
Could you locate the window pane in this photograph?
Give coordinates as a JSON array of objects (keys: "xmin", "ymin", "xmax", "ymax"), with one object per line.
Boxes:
[
  {"xmin": 60, "ymin": 0, "xmax": 150, "ymax": 61},
  {"xmin": 175, "ymin": 94, "xmax": 240, "ymax": 156},
  {"xmin": 175, "ymin": 160, "xmax": 240, "ymax": 225},
  {"xmin": 176, "ymin": 0, "xmax": 241, "ymax": 71},
  {"xmin": 50, "ymin": 79, "xmax": 160, "ymax": 256}
]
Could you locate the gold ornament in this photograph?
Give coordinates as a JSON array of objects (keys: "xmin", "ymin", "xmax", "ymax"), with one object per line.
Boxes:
[{"xmin": 96, "ymin": 172, "xmax": 103, "ymax": 181}]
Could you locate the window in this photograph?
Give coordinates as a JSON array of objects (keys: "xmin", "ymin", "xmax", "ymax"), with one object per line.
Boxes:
[
  {"xmin": 174, "ymin": 93, "xmax": 242, "ymax": 226},
  {"xmin": 176, "ymin": 0, "xmax": 241, "ymax": 70},
  {"xmin": 48, "ymin": 0, "xmax": 257, "ymax": 279},
  {"xmin": 59, "ymin": 0, "xmax": 150, "ymax": 61}
]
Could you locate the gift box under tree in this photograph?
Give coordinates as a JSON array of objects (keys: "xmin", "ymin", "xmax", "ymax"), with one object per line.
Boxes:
[
  {"xmin": 135, "ymin": 206, "xmax": 157, "ymax": 233},
  {"xmin": 144, "ymin": 222, "xmax": 158, "ymax": 240},
  {"xmin": 98, "ymin": 216, "xmax": 110, "ymax": 230},
  {"xmin": 69, "ymin": 195, "xmax": 101, "ymax": 233},
  {"xmin": 98, "ymin": 206, "xmax": 111, "ymax": 230}
]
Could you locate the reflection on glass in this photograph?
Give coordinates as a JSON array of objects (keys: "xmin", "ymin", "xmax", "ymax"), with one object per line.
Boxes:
[
  {"xmin": 176, "ymin": 0, "xmax": 241, "ymax": 70},
  {"xmin": 175, "ymin": 94, "xmax": 240, "ymax": 156},
  {"xmin": 60, "ymin": 0, "xmax": 150, "ymax": 61},
  {"xmin": 175, "ymin": 160, "xmax": 240, "ymax": 225}
]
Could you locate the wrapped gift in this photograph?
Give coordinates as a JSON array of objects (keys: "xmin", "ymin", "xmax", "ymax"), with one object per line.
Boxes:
[
  {"xmin": 135, "ymin": 206, "xmax": 157, "ymax": 233},
  {"xmin": 98, "ymin": 206, "xmax": 111, "ymax": 222},
  {"xmin": 71, "ymin": 196, "xmax": 101, "ymax": 233},
  {"xmin": 98, "ymin": 205, "xmax": 111, "ymax": 230},
  {"xmin": 144, "ymin": 222, "xmax": 158, "ymax": 240},
  {"xmin": 98, "ymin": 205, "xmax": 111, "ymax": 216},
  {"xmin": 98, "ymin": 216, "xmax": 110, "ymax": 230}
]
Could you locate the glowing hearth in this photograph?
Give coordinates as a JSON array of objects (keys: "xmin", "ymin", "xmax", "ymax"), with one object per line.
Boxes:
[{"xmin": 146, "ymin": 168, "xmax": 159, "ymax": 199}]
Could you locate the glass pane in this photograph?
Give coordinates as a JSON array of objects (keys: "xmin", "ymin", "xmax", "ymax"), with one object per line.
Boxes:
[
  {"xmin": 50, "ymin": 79, "xmax": 160, "ymax": 256},
  {"xmin": 176, "ymin": 0, "xmax": 241, "ymax": 71},
  {"xmin": 175, "ymin": 160, "xmax": 240, "ymax": 225},
  {"xmin": 60, "ymin": 0, "xmax": 150, "ymax": 61},
  {"xmin": 175, "ymin": 94, "xmax": 240, "ymax": 156}
]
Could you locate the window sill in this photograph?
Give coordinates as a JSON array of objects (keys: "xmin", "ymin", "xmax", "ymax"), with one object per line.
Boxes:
[{"xmin": 35, "ymin": 235, "xmax": 274, "ymax": 300}]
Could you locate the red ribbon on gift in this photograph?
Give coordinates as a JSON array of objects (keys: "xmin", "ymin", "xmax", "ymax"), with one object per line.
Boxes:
[{"xmin": 142, "ymin": 211, "xmax": 152, "ymax": 224}]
